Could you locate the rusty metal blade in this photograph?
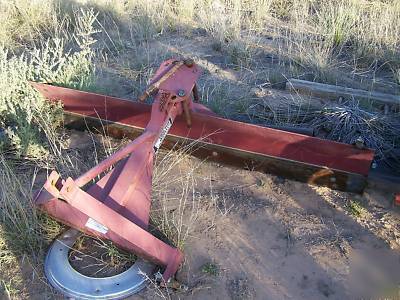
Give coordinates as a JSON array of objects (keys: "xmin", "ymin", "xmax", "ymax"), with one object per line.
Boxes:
[{"xmin": 31, "ymin": 83, "xmax": 375, "ymax": 193}]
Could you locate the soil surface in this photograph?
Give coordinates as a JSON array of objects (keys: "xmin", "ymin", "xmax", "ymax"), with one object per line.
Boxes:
[
  {"xmin": 133, "ymin": 154, "xmax": 400, "ymax": 300},
  {"xmin": 69, "ymin": 235, "xmax": 136, "ymax": 278}
]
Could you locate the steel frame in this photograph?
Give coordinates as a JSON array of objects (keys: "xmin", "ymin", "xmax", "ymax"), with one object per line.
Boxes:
[{"xmin": 34, "ymin": 59, "xmax": 201, "ymax": 281}]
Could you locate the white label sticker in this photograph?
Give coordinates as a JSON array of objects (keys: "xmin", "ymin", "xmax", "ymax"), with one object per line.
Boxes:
[
  {"xmin": 153, "ymin": 118, "xmax": 173, "ymax": 152},
  {"xmin": 85, "ymin": 218, "xmax": 108, "ymax": 234}
]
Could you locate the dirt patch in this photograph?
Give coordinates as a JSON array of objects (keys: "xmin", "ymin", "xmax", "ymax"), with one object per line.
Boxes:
[
  {"xmin": 228, "ymin": 276, "xmax": 255, "ymax": 300},
  {"xmin": 133, "ymin": 157, "xmax": 400, "ymax": 299},
  {"xmin": 69, "ymin": 235, "xmax": 136, "ymax": 278}
]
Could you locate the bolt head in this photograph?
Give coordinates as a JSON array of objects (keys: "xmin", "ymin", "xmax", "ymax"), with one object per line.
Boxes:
[
  {"xmin": 183, "ymin": 58, "xmax": 194, "ymax": 67},
  {"xmin": 355, "ymin": 136, "xmax": 365, "ymax": 149},
  {"xmin": 154, "ymin": 271, "xmax": 163, "ymax": 281},
  {"xmin": 177, "ymin": 89, "xmax": 186, "ymax": 97}
]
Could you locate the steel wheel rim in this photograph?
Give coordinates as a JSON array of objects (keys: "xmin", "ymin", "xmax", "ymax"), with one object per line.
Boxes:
[{"xmin": 44, "ymin": 229, "xmax": 155, "ymax": 299}]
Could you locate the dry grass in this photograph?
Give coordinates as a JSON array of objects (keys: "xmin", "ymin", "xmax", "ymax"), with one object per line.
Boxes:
[
  {"xmin": 0, "ymin": 0, "xmax": 399, "ymax": 297},
  {"xmin": 68, "ymin": 233, "xmax": 137, "ymax": 277},
  {"xmin": 152, "ymin": 139, "xmax": 221, "ymax": 250},
  {"xmin": 2, "ymin": 1, "xmax": 399, "ymax": 78},
  {"xmin": 0, "ymin": 155, "xmax": 63, "ymax": 297}
]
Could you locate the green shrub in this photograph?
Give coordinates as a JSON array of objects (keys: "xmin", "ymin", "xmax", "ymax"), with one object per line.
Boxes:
[
  {"xmin": 0, "ymin": 9, "xmax": 98, "ymax": 158},
  {"xmin": 346, "ymin": 200, "xmax": 365, "ymax": 217}
]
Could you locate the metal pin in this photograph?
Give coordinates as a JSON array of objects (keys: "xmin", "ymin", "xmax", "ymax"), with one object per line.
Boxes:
[{"xmin": 178, "ymin": 89, "xmax": 186, "ymax": 97}]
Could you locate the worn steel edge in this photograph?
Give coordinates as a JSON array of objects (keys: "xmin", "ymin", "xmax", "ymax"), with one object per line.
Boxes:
[{"xmin": 31, "ymin": 83, "xmax": 375, "ymax": 193}]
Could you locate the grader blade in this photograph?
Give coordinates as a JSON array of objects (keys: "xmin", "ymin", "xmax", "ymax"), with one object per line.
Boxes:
[{"xmin": 32, "ymin": 58, "xmax": 374, "ymax": 299}]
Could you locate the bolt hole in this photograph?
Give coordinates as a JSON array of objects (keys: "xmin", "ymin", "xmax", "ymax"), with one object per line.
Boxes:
[
  {"xmin": 59, "ymin": 248, "xmax": 63, "ymax": 251},
  {"xmin": 95, "ymin": 289, "xmax": 100, "ymax": 293},
  {"xmin": 116, "ymin": 283, "xmax": 120, "ymax": 286}
]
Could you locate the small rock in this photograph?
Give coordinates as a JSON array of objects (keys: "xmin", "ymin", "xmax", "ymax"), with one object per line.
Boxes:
[
  {"xmin": 250, "ymin": 87, "xmax": 271, "ymax": 98},
  {"xmin": 384, "ymin": 223, "xmax": 392, "ymax": 229}
]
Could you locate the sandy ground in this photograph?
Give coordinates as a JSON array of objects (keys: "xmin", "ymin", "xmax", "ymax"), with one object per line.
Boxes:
[{"xmin": 127, "ymin": 153, "xmax": 400, "ymax": 300}]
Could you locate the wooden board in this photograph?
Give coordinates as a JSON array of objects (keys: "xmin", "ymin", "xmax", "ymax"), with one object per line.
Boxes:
[{"xmin": 286, "ymin": 79, "xmax": 400, "ymax": 107}]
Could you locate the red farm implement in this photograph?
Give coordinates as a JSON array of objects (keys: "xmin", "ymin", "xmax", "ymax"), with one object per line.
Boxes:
[{"xmin": 32, "ymin": 59, "xmax": 375, "ymax": 298}]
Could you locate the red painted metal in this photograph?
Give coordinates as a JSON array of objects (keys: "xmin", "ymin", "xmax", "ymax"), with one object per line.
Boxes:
[
  {"xmin": 31, "ymin": 86, "xmax": 374, "ymax": 177},
  {"xmin": 395, "ymin": 194, "xmax": 400, "ymax": 206},
  {"xmin": 34, "ymin": 59, "xmax": 201, "ymax": 280}
]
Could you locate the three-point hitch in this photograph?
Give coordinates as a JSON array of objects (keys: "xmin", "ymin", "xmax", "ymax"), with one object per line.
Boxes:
[{"xmin": 35, "ymin": 58, "xmax": 201, "ymax": 282}]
